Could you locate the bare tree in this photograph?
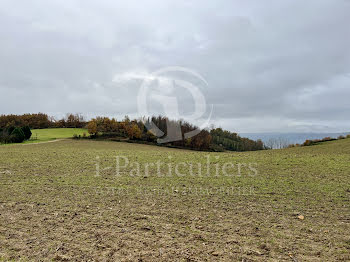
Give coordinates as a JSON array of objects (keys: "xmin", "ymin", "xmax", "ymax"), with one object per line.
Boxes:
[{"xmin": 266, "ymin": 137, "xmax": 291, "ymax": 149}]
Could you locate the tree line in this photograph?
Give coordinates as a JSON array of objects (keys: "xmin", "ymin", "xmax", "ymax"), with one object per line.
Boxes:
[
  {"xmin": 86, "ymin": 116, "xmax": 265, "ymax": 151},
  {"xmin": 0, "ymin": 113, "xmax": 86, "ymax": 129},
  {"xmin": 301, "ymin": 135, "xmax": 350, "ymax": 147},
  {"xmin": 210, "ymin": 128, "xmax": 265, "ymax": 151},
  {"xmin": 0, "ymin": 113, "xmax": 266, "ymax": 151},
  {"xmin": 86, "ymin": 116, "xmax": 213, "ymax": 151}
]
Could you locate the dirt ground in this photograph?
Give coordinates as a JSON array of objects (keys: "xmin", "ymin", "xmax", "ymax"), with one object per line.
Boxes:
[{"xmin": 0, "ymin": 139, "xmax": 349, "ymax": 261}]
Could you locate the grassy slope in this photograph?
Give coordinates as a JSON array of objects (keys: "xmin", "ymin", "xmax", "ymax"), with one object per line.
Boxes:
[
  {"xmin": 0, "ymin": 138, "xmax": 349, "ymax": 261},
  {"xmin": 26, "ymin": 128, "xmax": 87, "ymax": 144},
  {"xmin": 0, "ymin": 128, "xmax": 87, "ymax": 146}
]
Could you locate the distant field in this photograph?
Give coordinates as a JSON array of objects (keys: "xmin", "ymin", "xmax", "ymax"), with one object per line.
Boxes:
[
  {"xmin": 26, "ymin": 128, "xmax": 87, "ymax": 143},
  {"xmin": 0, "ymin": 138, "xmax": 349, "ymax": 261}
]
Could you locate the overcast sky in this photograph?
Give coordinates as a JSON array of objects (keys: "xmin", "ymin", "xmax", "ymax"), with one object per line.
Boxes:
[{"xmin": 1, "ymin": 0, "xmax": 350, "ymax": 133}]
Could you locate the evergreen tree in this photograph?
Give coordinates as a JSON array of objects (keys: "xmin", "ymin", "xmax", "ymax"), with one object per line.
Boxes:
[
  {"xmin": 21, "ymin": 126, "xmax": 32, "ymax": 140},
  {"xmin": 10, "ymin": 127, "xmax": 25, "ymax": 143}
]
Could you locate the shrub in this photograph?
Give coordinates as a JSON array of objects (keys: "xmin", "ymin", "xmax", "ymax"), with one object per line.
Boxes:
[
  {"xmin": 10, "ymin": 127, "xmax": 25, "ymax": 143},
  {"xmin": 21, "ymin": 126, "xmax": 32, "ymax": 140},
  {"xmin": 209, "ymin": 143, "xmax": 225, "ymax": 152},
  {"xmin": 303, "ymin": 140, "xmax": 313, "ymax": 146},
  {"xmin": 347, "ymin": 134, "xmax": 350, "ymax": 139},
  {"xmin": 338, "ymin": 135, "xmax": 345, "ymax": 140},
  {"xmin": 142, "ymin": 131, "xmax": 157, "ymax": 142}
]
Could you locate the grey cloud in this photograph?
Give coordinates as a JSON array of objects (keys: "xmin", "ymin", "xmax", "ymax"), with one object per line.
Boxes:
[{"xmin": 1, "ymin": 0, "xmax": 350, "ymax": 132}]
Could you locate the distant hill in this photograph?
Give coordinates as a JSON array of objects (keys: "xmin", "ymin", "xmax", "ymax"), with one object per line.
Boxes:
[{"xmin": 240, "ymin": 132, "xmax": 350, "ymax": 146}]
